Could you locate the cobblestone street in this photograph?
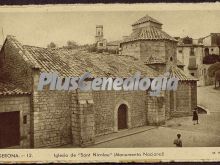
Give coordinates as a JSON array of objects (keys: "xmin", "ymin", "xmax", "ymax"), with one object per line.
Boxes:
[{"xmin": 91, "ymin": 86, "xmax": 220, "ymax": 147}]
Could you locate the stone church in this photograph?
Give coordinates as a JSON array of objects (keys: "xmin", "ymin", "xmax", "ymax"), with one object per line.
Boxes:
[{"xmin": 0, "ymin": 15, "xmax": 197, "ymax": 148}]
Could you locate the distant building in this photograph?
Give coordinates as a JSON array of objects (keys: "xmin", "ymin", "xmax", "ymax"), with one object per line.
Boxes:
[
  {"xmin": 200, "ymin": 33, "xmax": 220, "ymax": 85},
  {"xmin": 95, "ymin": 25, "xmax": 107, "ymax": 50},
  {"xmin": 200, "ymin": 33, "xmax": 220, "ymax": 56},
  {"xmin": 176, "ymin": 38, "xmax": 203, "ymax": 76},
  {"xmin": 176, "ymin": 36, "xmax": 216, "ymax": 86},
  {"xmin": 95, "ymin": 25, "xmax": 121, "ymax": 53}
]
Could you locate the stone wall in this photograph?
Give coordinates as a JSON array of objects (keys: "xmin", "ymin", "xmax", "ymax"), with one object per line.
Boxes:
[
  {"xmin": 92, "ymin": 90, "xmax": 148, "ymax": 136},
  {"xmin": 121, "ymin": 41, "xmax": 141, "ymax": 59},
  {"xmin": 0, "ymin": 95, "xmax": 31, "ymax": 148},
  {"xmin": 191, "ymin": 81, "xmax": 197, "ymax": 111},
  {"xmin": 32, "ymin": 90, "xmax": 72, "ymax": 148},
  {"xmin": 171, "ymin": 81, "xmax": 193, "ymax": 117},
  {"xmin": 121, "ymin": 40, "xmax": 177, "ymax": 70},
  {"xmin": 147, "ymin": 92, "xmax": 166, "ymax": 125},
  {"xmin": 0, "ymin": 39, "xmax": 32, "ymax": 91},
  {"xmin": 71, "ymin": 91, "xmax": 95, "ymax": 147},
  {"xmin": 32, "ymin": 72, "xmax": 73, "ymax": 148},
  {"xmin": 165, "ymin": 41, "xmax": 177, "ymax": 64},
  {"xmin": 140, "ymin": 40, "xmax": 165, "ymax": 63},
  {"xmin": 165, "ymin": 91, "xmax": 171, "ymax": 120}
]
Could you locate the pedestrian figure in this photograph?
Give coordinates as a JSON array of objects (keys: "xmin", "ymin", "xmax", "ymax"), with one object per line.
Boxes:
[
  {"xmin": 173, "ymin": 134, "xmax": 182, "ymax": 147},
  {"xmin": 192, "ymin": 108, "xmax": 199, "ymax": 125}
]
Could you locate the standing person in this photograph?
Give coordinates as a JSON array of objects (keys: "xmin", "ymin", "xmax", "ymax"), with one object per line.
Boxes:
[
  {"xmin": 173, "ymin": 134, "xmax": 182, "ymax": 147},
  {"xmin": 192, "ymin": 108, "xmax": 199, "ymax": 125}
]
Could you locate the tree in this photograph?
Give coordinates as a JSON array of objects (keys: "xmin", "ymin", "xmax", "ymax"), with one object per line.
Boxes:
[
  {"xmin": 208, "ymin": 62, "xmax": 220, "ymax": 88},
  {"xmin": 203, "ymin": 54, "xmax": 220, "ymax": 64},
  {"xmin": 66, "ymin": 40, "xmax": 78, "ymax": 49},
  {"xmin": 47, "ymin": 42, "xmax": 57, "ymax": 49},
  {"xmin": 182, "ymin": 36, "xmax": 193, "ymax": 44},
  {"xmin": 216, "ymin": 35, "xmax": 220, "ymax": 56}
]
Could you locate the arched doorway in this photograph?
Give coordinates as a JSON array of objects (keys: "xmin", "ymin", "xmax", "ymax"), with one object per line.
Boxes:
[{"xmin": 118, "ymin": 104, "xmax": 128, "ymax": 130}]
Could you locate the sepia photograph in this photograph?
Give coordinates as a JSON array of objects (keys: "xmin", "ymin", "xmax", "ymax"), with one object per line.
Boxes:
[{"xmin": 0, "ymin": 5, "xmax": 220, "ymax": 158}]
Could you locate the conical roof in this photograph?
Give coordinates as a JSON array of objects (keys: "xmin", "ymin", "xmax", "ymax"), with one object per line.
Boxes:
[
  {"xmin": 122, "ymin": 26, "xmax": 177, "ymax": 43},
  {"xmin": 132, "ymin": 14, "xmax": 162, "ymax": 26}
]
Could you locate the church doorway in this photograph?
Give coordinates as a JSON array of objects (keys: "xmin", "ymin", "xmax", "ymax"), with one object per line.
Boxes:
[{"xmin": 118, "ymin": 104, "xmax": 128, "ymax": 130}]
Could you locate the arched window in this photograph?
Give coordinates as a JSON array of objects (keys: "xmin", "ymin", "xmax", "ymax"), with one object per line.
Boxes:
[{"xmin": 170, "ymin": 56, "xmax": 173, "ymax": 62}]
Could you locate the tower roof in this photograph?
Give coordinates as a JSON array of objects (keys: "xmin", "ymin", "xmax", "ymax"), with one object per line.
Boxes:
[
  {"xmin": 132, "ymin": 15, "xmax": 162, "ymax": 26},
  {"xmin": 121, "ymin": 26, "xmax": 177, "ymax": 43}
]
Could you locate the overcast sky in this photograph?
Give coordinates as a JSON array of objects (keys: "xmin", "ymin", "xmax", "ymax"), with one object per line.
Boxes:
[{"xmin": 0, "ymin": 10, "xmax": 220, "ymax": 47}]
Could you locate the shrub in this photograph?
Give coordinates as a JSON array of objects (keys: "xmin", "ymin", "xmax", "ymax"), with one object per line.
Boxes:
[{"xmin": 203, "ymin": 54, "xmax": 220, "ymax": 64}]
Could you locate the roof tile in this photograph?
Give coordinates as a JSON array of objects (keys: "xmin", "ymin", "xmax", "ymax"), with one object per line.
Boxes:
[
  {"xmin": 169, "ymin": 66, "xmax": 198, "ymax": 81},
  {"xmin": 21, "ymin": 45, "xmax": 158, "ymax": 78},
  {"xmin": 0, "ymin": 82, "xmax": 30, "ymax": 96},
  {"xmin": 132, "ymin": 15, "xmax": 162, "ymax": 26},
  {"xmin": 121, "ymin": 26, "xmax": 177, "ymax": 43}
]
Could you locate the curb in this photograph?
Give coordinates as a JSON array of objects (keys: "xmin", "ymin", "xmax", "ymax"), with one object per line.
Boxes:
[{"xmin": 94, "ymin": 127, "xmax": 157, "ymax": 145}]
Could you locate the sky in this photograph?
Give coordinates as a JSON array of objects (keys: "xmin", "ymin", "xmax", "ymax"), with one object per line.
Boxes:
[{"xmin": 0, "ymin": 10, "xmax": 220, "ymax": 47}]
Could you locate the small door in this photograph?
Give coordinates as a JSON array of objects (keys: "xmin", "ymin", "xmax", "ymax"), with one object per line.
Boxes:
[
  {"xmin": 0, "ymin": 111, "xmax": 20, "ymax": 148},
  {"xmin": 118, "ymin": 104, "xmax": 127, "ymax": 130}
]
